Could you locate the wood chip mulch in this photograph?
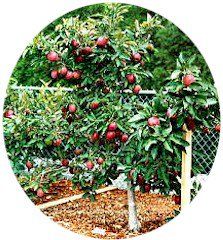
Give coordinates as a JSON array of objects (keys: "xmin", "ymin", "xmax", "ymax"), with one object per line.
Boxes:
[
  {"xmin": 34, "ymin": 180, "xmax": 84, "ymax": 205},
  {"xmin": 42, "ymin": 189, "xmax": 180, "ymax": 239}
]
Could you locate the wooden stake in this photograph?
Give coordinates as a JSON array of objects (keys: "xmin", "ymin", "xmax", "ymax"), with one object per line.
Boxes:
[
  {"xmin": 37, "ymin": 186, "xmax": 117, "ymax": 210},
  {"xmin": 181, "ymin": 125, "xmax": 193, "ymax": 210}
]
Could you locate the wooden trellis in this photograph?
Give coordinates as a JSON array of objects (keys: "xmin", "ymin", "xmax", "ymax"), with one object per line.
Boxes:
[{"xmin": 181, "ymin": 126, "xmax": 193, "ymax": 209}]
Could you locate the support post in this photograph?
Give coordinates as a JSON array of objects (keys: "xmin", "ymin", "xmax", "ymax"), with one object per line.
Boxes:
[
  {"xmin": 127, "ymin": 182, "xmax": 140, "ymax": 231},
  {"xmin": 181, "ymin": 125, "xmax": 193, "ymax": 210}
]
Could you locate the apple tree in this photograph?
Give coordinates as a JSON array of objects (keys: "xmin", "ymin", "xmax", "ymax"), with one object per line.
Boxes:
[{"xmin": 3, "ymin": 4, "xmax": 220, "ymax": 231}]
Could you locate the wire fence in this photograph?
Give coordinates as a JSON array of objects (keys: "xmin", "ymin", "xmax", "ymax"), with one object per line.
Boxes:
[{"xmin": 7, "ymin": 86, "xmax": 220, "ymax": 176}]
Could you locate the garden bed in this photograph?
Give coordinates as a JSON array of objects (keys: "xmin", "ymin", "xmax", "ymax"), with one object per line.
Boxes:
[{"xmin": 42, "ymin": 189, "xmax": 179, "ymax": 239}]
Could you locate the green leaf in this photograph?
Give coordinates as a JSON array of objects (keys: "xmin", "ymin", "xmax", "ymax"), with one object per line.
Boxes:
[
  {"xmin": 151, "ymin": 146, "xmax": 158, "ymax": 160},
  {"xmin": 163, "ymin": 141, "xmax": 173, "ymax": 153},
  {"xmin": 128, "ymin": 114, "xmax": 145, "ymax": 123},
  {"xmin": 170, "ymin": 135, "xmax": 189, "ymax": 147},
  {"xmin": 145, "ymin": 140, "xmax": 157, "ymax": 151}
]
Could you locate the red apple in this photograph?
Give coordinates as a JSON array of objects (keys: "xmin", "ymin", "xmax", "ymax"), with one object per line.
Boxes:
[
  {"xmin": 53, "ymin": 139, "xmax": 62, "ymax": 147},
  {"xmin": 73, "ymin": 70, "xmax": 81, "ymax": 79},
  {"xmin": 186, "ymin": 116, "xmax": 196, "ymax": 131},
  {"xmin": 71, "ymin": 39, "xmax": 80, "ymax": 48},
  {"xmin": 92, "ymin": 132, "xmax": 99, "ymax": 142},
  {"xmin": 132, "ymin": 52, "xmax": 142, "ymax": 62},
  {"xmin": 144, "ymin": 184, "xmax": 151, "ymax": 193},
  {"xmin": 115, "ymin": 130, "xmax": 122, "ymax": 138},
  {"xmin": 4, "ymin": 110, "xmax": 14, "ymax": 119},
  {"xmin": 46, "ymin": 51, "xmax": 60, "ymax": 62},
  {"xmin": 59, "ymin": 66, "xmax": 68, "ymax": 76},
  {"xmin": 86, "ymin": 161, "xmax": 94, "ymax": 170},
  {"xmin": 137, "ymin": 174, "xmax": 145, "ymax": 185},
  {"xmin": 172, "ymin": 195, "xmax": 181, "ymax": 205},
  {"xmin": 50, "ymin": 70, "xmax": 58, "ymax": 79},
  {"xmin": 121, "ymin": 134, "xmax": 129, "ymax": 143},
  {"xmin": 61, "ymin": 159, "xmax": 69, "ymax": 167},
  {"xmin": 183, "ymin": 74, "xmax": 195, "ymax": 87},
  {"xmin": 97, "ymin": 157, "xmax": 104, "ymax": 165},
  {"xmin": 166, "ymin": 108, "xmax": 177, "ymax": 119},
  {"xmin": 65, "ymin": 71, "xmax": 73, "ymax": 80},
  {"xmin": 75, "ymin": 55, "xmax": 84, "ymax": 63},
  {"xmin": 126, "ymin": 74, "xmax": 136, "ymax": 84},
  {"xmin": 37, "ymin": 188, "xmax": 44, "ymax": 198},
  {"xmin": 106, "ymin": 131, "xmax": 116, "ymax": 141},
  {"xmin": 68, "ymin": 104, "xmax": 77, "ymax": 113},
  {"xmin": 96, "ymin": 37, "xmax": 109, "ymax": 48},
  {"xmin": 80, "ymin": 46, "xmax": 92, "ymax": 55},
  {"xmin": 26, "ymin": 161, "xmax": 33, "ymax": 170},
  {"xmin": 108, "ymin": 122, "xmax": 117, "ymax": 131},
  {"xmin": 215, "ymin": 124, "xmax": 221, "ymax": 132},
  {"xmin": 202, "ymin": 127, "xmax": 210, "ymax": 134},
  {"xmin": 133, "ymin": 85, "xmax": 142, "ymax": 94},
  {"xmin": 147, "ymin": 116, "xmax": 160, "ymax": 127},
  {"xmin": 91, "ymin": 102, "xmax": 99, "ymax": 110}
]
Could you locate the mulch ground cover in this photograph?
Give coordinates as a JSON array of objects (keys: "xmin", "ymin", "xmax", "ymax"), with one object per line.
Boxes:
[{"xmin": 41, "ymin": 184, "xmax": 180, "ymax": 239}]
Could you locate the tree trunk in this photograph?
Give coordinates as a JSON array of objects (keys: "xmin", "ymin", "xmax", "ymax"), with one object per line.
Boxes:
[{"xmin": 127, "ymin": 182, "xmax": 140, "ymax": 231}]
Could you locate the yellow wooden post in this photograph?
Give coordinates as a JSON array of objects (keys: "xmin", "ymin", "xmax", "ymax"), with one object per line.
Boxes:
[{"xmin": 181, "ymin": 125, "xmax": 193, "ymax": 210}]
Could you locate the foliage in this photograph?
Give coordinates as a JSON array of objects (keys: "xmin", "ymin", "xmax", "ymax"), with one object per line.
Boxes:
[{"xmin": 11, "ymin": 3, "xmax": 214, "ymax": 89}]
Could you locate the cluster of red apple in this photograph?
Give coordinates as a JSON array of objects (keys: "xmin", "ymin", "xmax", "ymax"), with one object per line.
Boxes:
[
  {"xmin": 85, "ymin": 157, "xmax": 104, "ymax": 170},
  {"xmin": 90, "ymin": 122, "xmax": 129, "ymax": 144},
  {"xmin": 124, "ymin": 53, "xmax": 144, "ymax": 94},
  {"xmin": 46, "ymin": 36, "xmax": 109, "ymax": 81}
]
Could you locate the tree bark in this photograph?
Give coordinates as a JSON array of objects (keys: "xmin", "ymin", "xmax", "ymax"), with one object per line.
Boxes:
[{"xmin": 127, "ymin": 181, "xmax": 140, "ymax": 231}]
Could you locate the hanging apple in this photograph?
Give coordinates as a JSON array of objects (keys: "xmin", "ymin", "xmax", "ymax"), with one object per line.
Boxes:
[
  {"xmin": 91, "ymin": 132, "xmax": 100, "ymax": 142},
  {"xmin": 71, "ymin": 39, "xmax": 80, "ymax": 48},
  {"xmin": 132, "ymin": 52, "xmax": 142, "ymax": 62},
  {"xmin": 46, "ymin": 51, "xmax": 60, "ymax": 62},
  {"xmin": 61, "ymin": 159, "xmax": 69, "ymax": 167},
  {"xmin": 91, "ymin": 102, "xmax": 99, "ymax": 110},
  {"xmin": 121, "ymin": 134, "xmax": 129, "ymax": 142},
  {"xmin": 147, "ymin": 116, "xmax": 160, "ymax": 127},
  {"xmin": 108, "ymin": 122, "xmax": 117, "ymax": 131},
  {"xmin": 68, "ymin": 104, "xmax": 77, "ymax": 113},
  {"xmin": 4, "ymin": 110, "xmax": 14, "ymax": 119},
  {"xmin": 80, "ymin": 46, "xmax": 92, "ymax": 55},
  {"xmin": 75, "ymin": 56, "xmax": 84, "ymax": 63},
  {"xmin": 97, "ymin": 157, "xmax": 104, "ymax": 165},
  {"xmin": 133, "ymin": 85, "xmax": 142, "ymax": 94},
  {"xmin": 144, "ymin": 184, "xmax": 151, "ymax": 193},
  {"xmin": 73, "ymin": 70, "xmax": 82, "ymax": 79},
  {"xmin": 26, "ymin": 161, "xmax": 33, "ymax": 170},
  {"xmin": 182, "ymin": 74, "xmax": 195, "ymax": 87},
  {"xmin": 86, "ymin": 161, "xmax": 94, "ymax": 170},
  {"xmin": 37, "ymin": 188, "xmax": 45, "ymax": 198},
  {"xmin": 106, "ymin": 131, "xmax": 116, "ymax": 141},
  {"xmin": 53, "ymin": 138, "xmax": 62, "ymax": 147},
  {"xmin": 65, "ymin": 71, "xmax": 73, "ymax": 80},
  {"xmin": 126, "ymin": 74, "xmax": 136, "ymax": 84},
  {"xmin": 59, "ymin": 66, "xmax": 68, "ymax": 76},
  {"xmin": 96, "ymin": 37, "xmax": 109, "ymax": 48},
  {"xmin": 50, "ymin": 70, "xmax": 58, "ymax": 79}
]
